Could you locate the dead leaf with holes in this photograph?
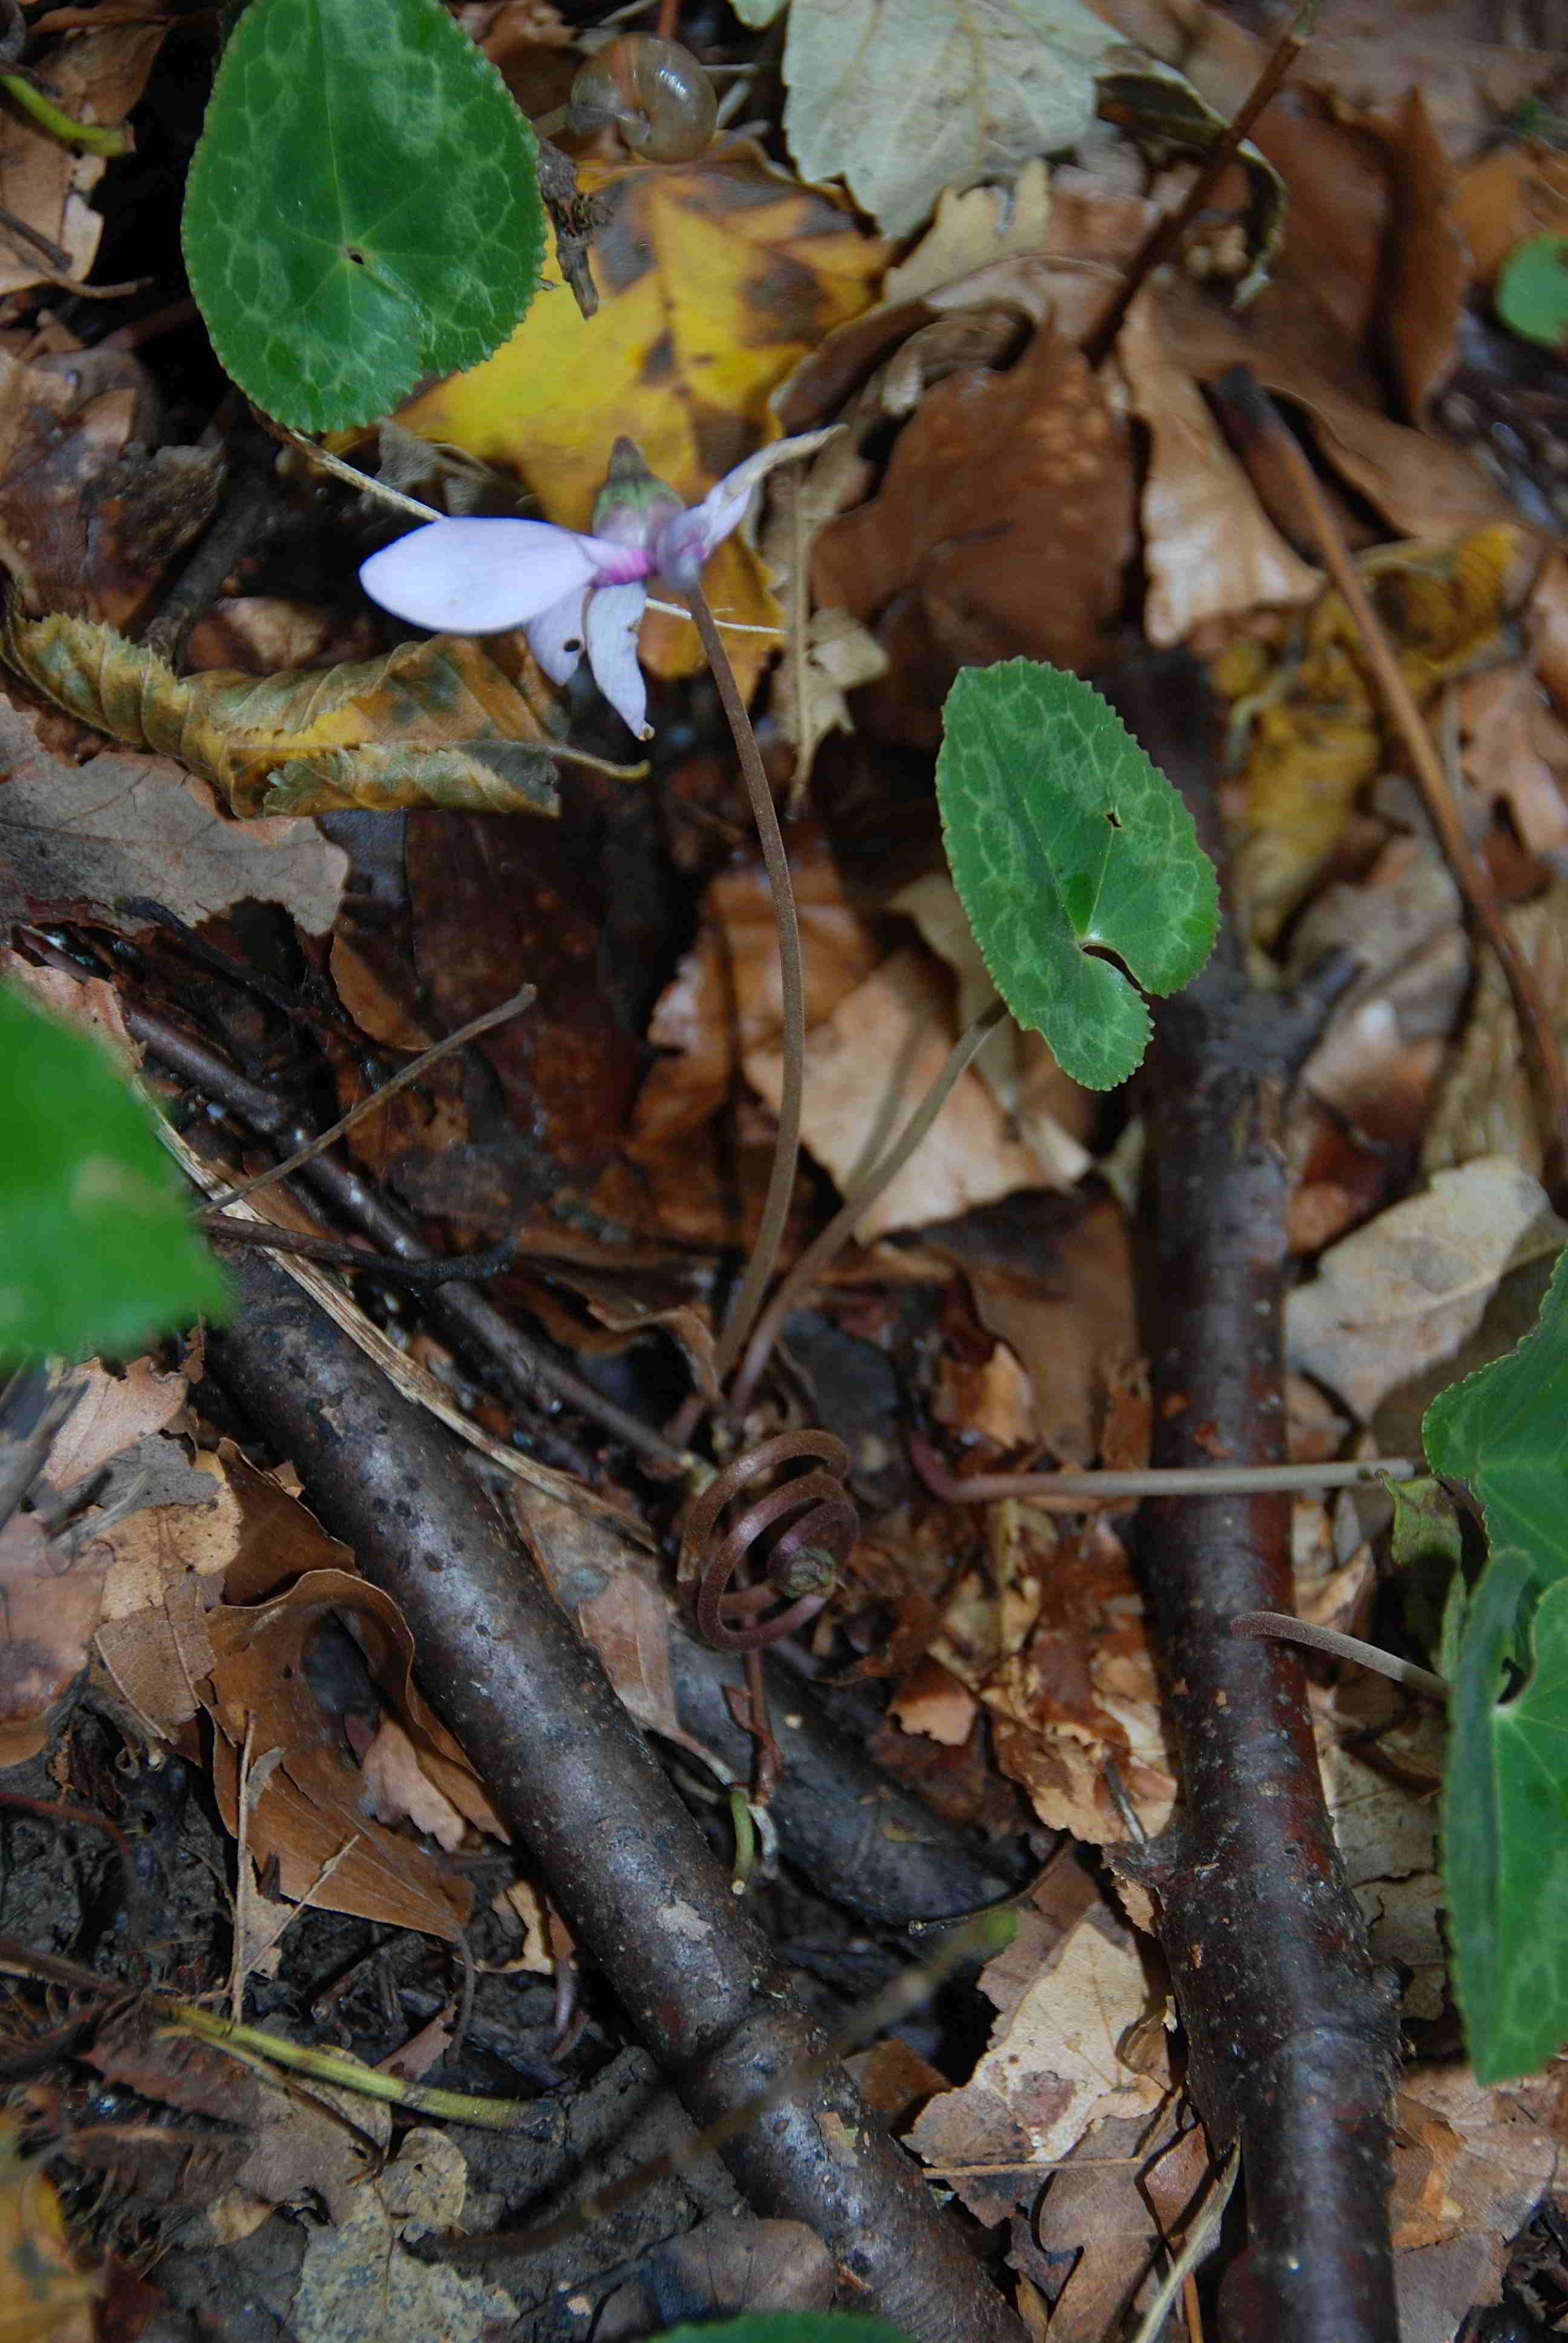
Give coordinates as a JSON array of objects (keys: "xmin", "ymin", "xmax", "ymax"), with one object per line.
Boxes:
[
  {"xmin": 290, "ymin": 2128, "xmax": 517, "ymax": 2343},
  {"xmin": 397, "ymin": 145, "xmax": 886, "ymax": 698}
]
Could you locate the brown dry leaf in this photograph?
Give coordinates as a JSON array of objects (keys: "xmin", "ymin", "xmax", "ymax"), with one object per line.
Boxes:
[
  {"xmin": 1286, "ymin": 1155, "xmax": 1567, "ymax": 1421},
  {"xmin": 1391, "ymin": 2063, "xmax": 1566, "ymax": 2337},
  {"xmin": 292, "ymin": 2129, "xmax": 517, "ymax": 2343},
  {"xmin": 201, "ymin": 1569, "xmax": 505, "ymax": 1942},
  {"xmin": 907, "ymin": 1892, "xmax": 1169, "ymax": 2223},
  {"xmin": 1119, "ymin": 298, "xmax": 1320, "ymax": 645},
  {"xmin": 0, "ymin": 1515, "xmax": 109, "ymax": 1767},
  {"xmin": 892, "ymin": 872, "xmax": 1093, "ymax": 1185},
  {"xmin": 1457, "ymin": 663, "xmax": 1568, "ymax": 859},
  {"xmin": 4, "ymin": 608, "xmax": 570, "ymax": 821},
  {"xmin": 512, "ymin": 1484, "xmax": 680, "ymax": 1741},
  {"xmin": 1455, "ymin": 140, "xmax": 1568, "ymax": 290},
  {"xmin": 399, "ymin": 147, "xmax": 886, "ymax": 697},
  {"xmin": 634, "ymin": 837, "xmax": 882, "ymax": 1158},
  {"xmin": 34, "ymin": 1355, "xmax": 186, "ymax": 1492},
  {"xmin": 931, "ymin": 1332, "xmax": 1037, "ymax": 1452},
  {"xmin": 746, "ymin": 948, "xmax": 1050, "ymax": 1240},
  {"xmin": 919, "ymin": 1191, "xmax": 1138, "ymax": 1466},
  {"xmin": 1380, "ymin": 90, "xmax": 1470, "ymax": 424},
  {"xmin": 1155, "ymin": 277, "xmax": 1519, "ymax": 542},
  {"xmin": 598, "ymin": 2215, "xmax": 835, "ymax": 2340},
  {"xmin": 0, "ymin": 689, "xmax": 347, "ymax": 937},
  {"xmin": 888, "ymin": 1656, "xmax": 978, "ymax": 1749},
  {"xmin": 1424, "ymin": 883, "xmax": 1568, "ymax": 1183},
  {"xmin": 809, "ymin": 318, "xmax": 1133, "ymax": 746},
  {"xmin": 1024, "ymin": 2106, "xmax": 1189, "ymax": 2343},
  {"xmin": 1321, "ymin": 1720, "xmax": 1446, "ymax": 2023}
]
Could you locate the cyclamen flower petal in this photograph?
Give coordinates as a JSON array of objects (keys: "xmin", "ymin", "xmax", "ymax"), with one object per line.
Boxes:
[
  {"xmin": 359, "ymin": 517, "xmax": 633, "ymax": 635},
  {"xmin": 525, "ymin": 586, "xmax": 592, "ymax": 687},
  {"xmin": 583, "ymin": 582, "xmax": 650, "ymax": 739}
]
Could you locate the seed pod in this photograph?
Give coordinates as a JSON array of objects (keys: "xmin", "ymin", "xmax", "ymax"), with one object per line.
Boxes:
[{"xmin": 567, "ymin": 33, "xmax": 716, "ymax": 163}]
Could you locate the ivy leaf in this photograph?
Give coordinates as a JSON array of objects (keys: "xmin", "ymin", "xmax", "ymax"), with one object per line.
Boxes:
[
  {"xmin": 1444, "ymin": 1553, "xmax": 1568, "ymax": 2083},
  {"xmin": 936, "ymin": 660, "xmax": 1219, "ymax": 1090},
  {"xmin": 0, "ymin": 985, "xmax": 227, "ymax": 1364},
  {"xmin": 1423, "ymin": 1247, "xmax": 1568, "ymax": 1581},
  {"xmin": 182, "ymin": 0, "xmax": 545, "ymax": 431}
]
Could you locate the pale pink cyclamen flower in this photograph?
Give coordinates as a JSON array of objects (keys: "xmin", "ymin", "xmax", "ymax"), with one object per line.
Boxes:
[{"xmin": 359, "ymin": 432, "xmax": 829, "ymax": 741}]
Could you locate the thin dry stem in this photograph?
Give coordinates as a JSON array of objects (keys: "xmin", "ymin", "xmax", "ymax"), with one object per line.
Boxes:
[
  {"xmin": 687, "ymin": 580, "xmax": 808, "ymax": 1393},
  {"xmin": 1231, "ymin": 1609, "xmax": 1448, "ymax": 1699},
  {"xmin": 1219, "ymin": 370, "xmax": 1568, "ymax": 1196},
  {"xmin": 912, "ymin": 1445, "xmax": 1419, "ymax": 1512}
]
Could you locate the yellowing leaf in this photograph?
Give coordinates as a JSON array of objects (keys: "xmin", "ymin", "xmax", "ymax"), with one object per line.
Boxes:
[
  {"xmin": 1217, "ymin": 526, "xmax": 1518, "ymax": 943},
  {"xmin": 397, "ymin": 146, "xmax": 886, "ymax": 692},
  {"xmin": 0, "ymin": 2117, "xmax": 94, "ymax": 2343},
  {"xmin": 2, "ymin": 606, "xmax": 611, "ymax": 818}
]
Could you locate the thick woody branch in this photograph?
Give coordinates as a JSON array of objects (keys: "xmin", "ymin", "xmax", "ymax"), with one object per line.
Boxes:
[
  {"xmin": 207, "ymin": 1248, "xmax": 1026, "ymax": 2343},
  {"xmin": 1103, "ymin": 657, "xmax": 1400, "ymax": 2343}
]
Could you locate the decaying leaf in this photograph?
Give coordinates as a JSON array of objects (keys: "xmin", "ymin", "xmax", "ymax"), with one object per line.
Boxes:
[
  {"xmin": 0, "ymin": 689, "xmax": 347, "ymax": 937},
  {"xmin": 1214, "ymin": 525, "xmax": 1520, "ymax": 943},
  {"xmin": 200, "ymin": 1569, "xmax": 506, "ymax": 1942},
  {"xmin": 1286, "ymin": 1156, "xmax": 1568, "ymax": 1422},
  {"xmin": 776, "ymin": 0, "xmax": 1119, "ymax": 240},
  {"xmin": 907, "ymin": 1886, "xmax": 1170, "ymax": 2221},
  {"xmin": 0, "ymin": 2113, "xmax": 96, "ymax": 2343},
  {"xmin": 398, "ymin": 147, "xmax": 886, "ymax": 694},
  {"xmin": 3, "ymin": 607, "xmax": 572, "ymax": 820},
  {"xmin": 292, "ymin": 2129, "xmax": 517, "ymax": 2343}
]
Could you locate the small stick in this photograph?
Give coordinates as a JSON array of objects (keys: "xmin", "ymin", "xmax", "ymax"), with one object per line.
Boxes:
[
  {"xmin": 1083, "ymin": 0, "xmax": 1315, "ymax": 366},
  {"xmin": 1215, "ymin": 367, "xmax": 1568, "ymax": 1196},
  {"xmin": 1231, "ymin": 1608, "xmax": 1448, "ymax": 1699},
  {"xmin": 200, "ymin": 1217, "xmax": 517, "ymax": 1288},
  {"xmin": 200, "ymin": 984, "xmax": 535, "ymax": 1212},
  {"xmin": 687, "ymin": 579, "xmax": 808, "ymax": 1392},
  {"xmin": 911, "ymin": 1441, "xmax": 1419, "ymax": 1512}
]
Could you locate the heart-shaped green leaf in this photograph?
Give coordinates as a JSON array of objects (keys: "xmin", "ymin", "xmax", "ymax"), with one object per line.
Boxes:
[
  {"xmin": 183, "ymin": 0, "xmax": 545, "ymax": 432},
  {"xmin": 936, "ymin": 660, "xmax": 1219, "ymax": 1089},
  {"xmin": 0, "ymin": 985, "xmax": 227, "ymax": 1364},
  {"xmin": 1424, "ymin": 1247, "xmax": 1568, "ymax": 1582}
]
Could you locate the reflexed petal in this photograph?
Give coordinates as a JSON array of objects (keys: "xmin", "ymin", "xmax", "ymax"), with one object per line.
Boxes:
[
  {"xmin": 360, "ymin": 517, "xmax": 601, "ymax": 634},
  {"xmin": 526, "ymin": 586, "xmax": 591, "ymax": 685},
  {"xmin": 584, "ymin": 582, "xmax": 650, "ymax": 739},
  {"xmin": 653, "ymin": 429, "xmax": 838, "ymax": 588}
]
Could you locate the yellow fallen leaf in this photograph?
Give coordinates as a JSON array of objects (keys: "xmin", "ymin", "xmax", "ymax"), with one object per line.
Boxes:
[
  {"xmin": 398, "ymin": 144, "xmax": 886, "ymax": 693},
  {"xmin": 2, "ymin": 605, "xmax": 630, "ymax": 818},
  {"xmin": 1217, "ymin": 525, "xmax": 1518, "ymax": 943},
  {"xmin": 0, "ymin": 2118, "xmax": 94, "ymax": 2343}
]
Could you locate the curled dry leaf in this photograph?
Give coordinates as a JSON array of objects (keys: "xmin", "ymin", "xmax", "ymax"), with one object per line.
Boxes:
[
  {"xmin": 0, "ymin": 689, "xmax": 347, "ymax": 937},
  {"xmin": 1379, "ymin": 90, "xmax": 1471, "ymax": 425},
  {"xmin": 4, "ymin": 606, "xmax": 570, "ymax": 821},
  {"xmin": 1118, "ymin": 298, "xmax": 1319, "ymax": 645}
]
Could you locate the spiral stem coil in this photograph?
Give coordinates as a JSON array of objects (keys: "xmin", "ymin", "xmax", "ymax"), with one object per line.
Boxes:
[{"xmin": 677, "ymin": 1430, "xmax": 858, "ymax": 1653}]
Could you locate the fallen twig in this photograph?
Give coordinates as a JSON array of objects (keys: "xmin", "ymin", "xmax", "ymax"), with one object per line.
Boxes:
[
  {"xmin": 1105, "ymin": 655, "xmax": 1400, "ymax": 2343},
  {"xmin": 206, "ymin": 1247, "xmax": 1028, "ymax": 2342}
]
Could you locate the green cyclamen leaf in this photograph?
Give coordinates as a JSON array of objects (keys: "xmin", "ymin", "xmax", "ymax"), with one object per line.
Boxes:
[
  {"xmin": 1423, "ymin": 1248, "xmax": 1568, "ymax": 1587},
  {"xmin": 936, "ymin": 661, "xmax": 1220, "ymax": 1089},
  {"xmin": 0, "ymin": 985, "xmax": 227, "ymax": 1363},
  {"xmin": 182, "ymin": 0, "xmax": 545, "ymax": 433},
  {"xmin": 1444, "ymin": 1552, "xmax": 1568, "ymax": 2083},
  {"xmin": 1495, "ymin": 235, "xmax": 1568, "ymax": 354}
]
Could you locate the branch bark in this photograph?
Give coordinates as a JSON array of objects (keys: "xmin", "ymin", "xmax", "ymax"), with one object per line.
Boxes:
[
  {"xmin": 1103, "ymin": 656, "xmax": 1400, "ymax": 2343},
  {"xmin": 207, "ymin": 1247, "xmax": 1026, "ymax": 2343}
]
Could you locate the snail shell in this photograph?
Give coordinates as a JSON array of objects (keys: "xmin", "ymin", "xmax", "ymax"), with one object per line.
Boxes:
[{"xmin": 567, "ymin": 33, "xmax": 716, "ymax": 163}]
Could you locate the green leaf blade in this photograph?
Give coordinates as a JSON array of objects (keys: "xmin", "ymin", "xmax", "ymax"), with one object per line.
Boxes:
[
  {"xmin": 936, "ymin": 660, "xmax": 1219, "ymax": 1090},
  {"xmin": 1423, "ymin": 1248, "xmax": 1568, "ymax": 1581},
  {"xmin": 0, "ymin": 986, "xmax": 227, "ymax": 1364},
  {"xmin": 1445, "ymin": 1557, "xmax": 1568, "ymax": 2083},
  {"xmin": 183, "ymin": 0, "xmax": 545, "ymax": 431}
]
